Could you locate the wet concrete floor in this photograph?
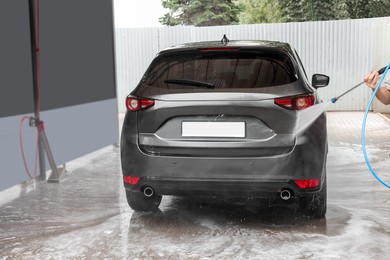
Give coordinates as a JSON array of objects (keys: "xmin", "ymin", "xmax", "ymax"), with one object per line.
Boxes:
[{"xmin": 1, "ymin": 112, "xmax": 390, "ymax": 259}]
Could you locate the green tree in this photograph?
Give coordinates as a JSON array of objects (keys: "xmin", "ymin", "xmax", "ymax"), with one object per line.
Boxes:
[
  {"xmin": 161, "ymin": 0, "xmax": 390, "ymax": 26},
  {"xmin": 160, "ymin": 0, "xmax": 243, "ymax": 26},
  {"xmin": 333, "ymin": 0, "xmax": 350, "ymax": 20},
  {"xmin": 344, "ymin": 0, "xmax": 371, "ymax": 18},
  {"xmin": 344, "ymin": 0, "xmax": 390, "ymax": 19},
  {"xmin": 237, "ymin": 0, "xmax": 284, "ymax": 24},
  {"xmin": 278, "ymin": 0, "xmax": 305, "ymax": 22},
  {"xmin": 303, "ymin": 0, "xmax": 336, "ymax": 21},
  {"xmin": 368, "ymin": 0, "xmax": 390, "ymax": 18},
  {"xmin": 276, "ymin": 0, "xmax": 390, "ymax": 22}
]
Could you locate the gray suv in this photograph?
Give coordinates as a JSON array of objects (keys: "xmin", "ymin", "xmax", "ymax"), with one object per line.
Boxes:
[{"xmin": 120, "ymin": 40, "xmax": 329, "ymax": 218}]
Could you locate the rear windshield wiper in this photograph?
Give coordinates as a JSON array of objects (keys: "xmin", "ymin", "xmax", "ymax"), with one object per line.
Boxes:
[{"xmin": 164, "ymin": 79, "xmax": 215, "ymax": 89}]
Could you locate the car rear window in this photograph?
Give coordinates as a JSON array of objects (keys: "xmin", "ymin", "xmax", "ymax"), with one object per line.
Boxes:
[{"xmin": 136, "ymin": 50, "xmax": 298, "ymax": 95}]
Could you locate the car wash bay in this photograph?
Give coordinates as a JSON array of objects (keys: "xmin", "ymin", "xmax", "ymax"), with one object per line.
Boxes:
[
  {"xmin": 1, "ymin": 1, "xmax": 390, "ymax": 259},
  {"xmin": 1, "ymin": 112, "xmax": 390, "ymax": 259}
]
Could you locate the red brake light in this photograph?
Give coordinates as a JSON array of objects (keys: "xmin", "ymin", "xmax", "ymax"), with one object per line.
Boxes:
[
  {"xmin": 126, "ymin": 96, "xmax": 154, "ymax": 111},
  {"xmin": 294, "ymin": 179, "xmax": 320, "ymax": 189},
  {"xmin": 275, "ymin": 95, "xmax": 315, "ymax": 110},
  {"xmin": 294, "ymin": 95, "xmax": 315, "ymax": 110},
  {"xmin": 123, "ymin": 176, "xmax": 140, "ymax": 185}
]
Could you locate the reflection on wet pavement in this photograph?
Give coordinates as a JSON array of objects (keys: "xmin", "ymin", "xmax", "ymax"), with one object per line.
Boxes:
[{"xmin": 130, "ymin": 196, "xmax": 350, "ymax": 236}]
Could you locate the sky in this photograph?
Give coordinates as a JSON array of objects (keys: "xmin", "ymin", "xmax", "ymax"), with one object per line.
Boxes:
[{"xmin": 113, "ymin": 0, "xmax": 167, "ymax": 28}]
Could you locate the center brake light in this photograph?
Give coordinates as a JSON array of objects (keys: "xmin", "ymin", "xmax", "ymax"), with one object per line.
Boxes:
[
  {"xmin": 126, "ymin": 96, "xmax": 155, "ymax": 111},
  {"xmin": 274, "ymin": 94, "xmax": 315, "ymax": 110},
  {"xmin": 198, "ymin": 47, "xmax": 240, "ymax": 51}
]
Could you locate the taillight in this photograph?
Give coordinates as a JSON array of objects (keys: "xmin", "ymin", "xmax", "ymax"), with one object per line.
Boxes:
[
  {"xmin": 123, "ymin": 176, "xmax": 140, "ymax": 185},
  {"xmin": 294, "ymin": 179, "xmax": 320, "ymax": 189},
  {"xmin": 126, "ymin": 96, "xmax": 154, "ymax": 111},
  {"xmin": 274, "ymin": 95, "xmax": 315, "ymax": 110}
]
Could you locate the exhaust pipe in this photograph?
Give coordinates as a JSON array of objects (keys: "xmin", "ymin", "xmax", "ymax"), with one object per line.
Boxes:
[
  {"xmin": 143, "ymin": 187, "xmax": 154, "ymax": 198},
  {"xmin": 280, "ymin": 189, "xmax": 292, "ymax": 201}
]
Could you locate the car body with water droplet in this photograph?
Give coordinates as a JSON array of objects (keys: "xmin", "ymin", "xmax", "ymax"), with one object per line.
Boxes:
[{"xmin": 120, "ymin": 40, "xmax": 329, "ymax": 217}]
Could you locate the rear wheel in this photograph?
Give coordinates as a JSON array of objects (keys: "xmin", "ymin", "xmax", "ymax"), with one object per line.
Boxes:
[
  {"xmin": 299, "ymin": 177, "xmax": 327, "ymax": 218},
  {"xmin": 125, "ymin": 189, "xmax": 162, "ymax": 212}
]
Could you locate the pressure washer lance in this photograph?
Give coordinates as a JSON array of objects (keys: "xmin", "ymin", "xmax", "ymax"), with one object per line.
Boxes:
[{"xmin": 331, "ymin": 66, "xmax": 387, "ymax": 103}]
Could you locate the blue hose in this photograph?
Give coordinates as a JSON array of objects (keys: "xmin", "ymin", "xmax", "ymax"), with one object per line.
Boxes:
[{"xmin": 362, "ymin": 62, "xmax": 390, "ymax": 188}]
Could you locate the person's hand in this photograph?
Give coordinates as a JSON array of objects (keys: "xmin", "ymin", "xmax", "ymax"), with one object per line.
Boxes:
[{"xmin": 364, "ymin": 70, "xmax": 380, "ymax": 90}]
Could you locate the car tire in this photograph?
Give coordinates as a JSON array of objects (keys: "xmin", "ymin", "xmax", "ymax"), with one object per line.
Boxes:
[
  {"xmin": 299, "ymin": 176, "xmax": 327, "ymax": 218},
  {"xmin": 125, "ymin": 189, "xmax": 162, "ymax": 212}
]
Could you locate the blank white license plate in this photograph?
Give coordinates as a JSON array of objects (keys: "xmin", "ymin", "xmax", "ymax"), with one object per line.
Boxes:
[{"xmin": 182, "ymin": 122, "xmax": 245, "ymax": 138}]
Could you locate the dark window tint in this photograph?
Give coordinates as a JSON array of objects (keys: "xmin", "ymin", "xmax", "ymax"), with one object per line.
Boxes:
[{"xmin": 137, "ymin": 51, "xmax": 297, "ymax": 95}]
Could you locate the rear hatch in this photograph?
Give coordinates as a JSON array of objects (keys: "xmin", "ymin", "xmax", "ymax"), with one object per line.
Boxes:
[{"xmin": 131, "ymin": 48, "xmax": 311, "ymax": 157}]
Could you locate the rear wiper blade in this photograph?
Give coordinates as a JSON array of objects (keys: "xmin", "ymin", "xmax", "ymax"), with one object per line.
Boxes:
[{"xmin": 164, "ymin": 79, "xmax": 215, "ymax": 89}]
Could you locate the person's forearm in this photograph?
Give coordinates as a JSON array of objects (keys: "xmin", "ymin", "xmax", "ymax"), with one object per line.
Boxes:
[{"xmin": 375, "ymin": 87, "xmax": 390, "ymax": 105}]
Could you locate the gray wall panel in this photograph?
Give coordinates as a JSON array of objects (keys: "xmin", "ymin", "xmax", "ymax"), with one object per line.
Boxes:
[
  {"xmin": 40, "ymin": 99, "xmax": 119, "ymax": 169},
  {"xmin": 0, "ymin": 0, "xmax": 34, "ymax": 117},
  {"xmin": 40, "ymin": 0, "xmax": 117, "ymax": 111},
  {"xmin": 0, "ymin": 115, "xmax": 37, "ymax": 191}
]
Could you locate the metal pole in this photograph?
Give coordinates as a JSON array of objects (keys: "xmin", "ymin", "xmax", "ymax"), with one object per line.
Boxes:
[{"xmin": 28, "ymin": 0, "xmax": 46, "ymax": 181}]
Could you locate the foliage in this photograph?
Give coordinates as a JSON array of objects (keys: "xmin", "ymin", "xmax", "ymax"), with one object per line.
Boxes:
[
  {"xmin": 281, "ymin": 0, "xmax": 390, "ymax": 22},
  {"xmin": 237, "ymin": 0, "xmax": 283, "ymax": 24},
  {"xmin": 344, "ymin": 0, "xmax": 371, "ymax": 19},
  {"xmin": 238, "ymin": 0, "xmax": 339, "ymax": 23},
  {"xmin": 159, "ymin": 0, "xmax": 390, "ymax": 26},
  {"xmin": 159, "ymin": 0, "xmax": 242, "ymax": 26},
  {"xmin": 344, "ymin": 0, "xmax": 390, "ymax": 19},
  {"xmin": 278, "ymin": 0, "xmax": 305, "ymax": 22},
  {"xmin": 302, "ymin": 0, "xmax": 336, "ymax": 21}
]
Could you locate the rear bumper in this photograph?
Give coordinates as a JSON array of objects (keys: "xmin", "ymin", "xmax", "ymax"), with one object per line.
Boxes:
[
  {"xmin": 122, "ymin": 144, "xmax": 327, "ymax": 198},
  {"xmin": 124, "ymin": 178, "xmax": 324, "ymax": 198}
]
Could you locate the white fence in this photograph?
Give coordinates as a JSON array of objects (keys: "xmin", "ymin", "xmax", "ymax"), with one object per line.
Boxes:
[{"xmin": 114, "ymin": 17, "xmax": 390, "ymax": 113}]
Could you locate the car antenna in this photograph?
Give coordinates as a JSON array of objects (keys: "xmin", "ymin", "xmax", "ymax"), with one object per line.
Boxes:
[{"xmin": 221, "ymin": 34, "xmax": 229, "ymax": 46}]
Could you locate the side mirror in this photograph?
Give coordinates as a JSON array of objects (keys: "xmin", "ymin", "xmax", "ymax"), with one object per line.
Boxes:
[{"xmin": 312, "ymin": 74, "xmax": 330, "ymax": 89}]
